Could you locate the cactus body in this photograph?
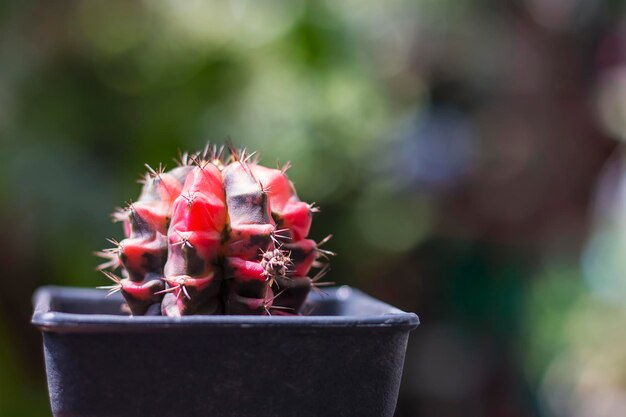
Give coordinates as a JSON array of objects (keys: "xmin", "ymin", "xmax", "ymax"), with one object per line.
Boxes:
[{"xmin": 98, "ymin": 146, "xmax": 332, "ymax": 316}]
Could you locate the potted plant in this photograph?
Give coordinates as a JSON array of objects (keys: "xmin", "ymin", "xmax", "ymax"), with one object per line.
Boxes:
[{"xmin": 32, "ymin": 144, "xmax": 419, "ymax": 417}]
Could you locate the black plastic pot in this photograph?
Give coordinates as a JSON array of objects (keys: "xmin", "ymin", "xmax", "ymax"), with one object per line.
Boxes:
[{"xmin": 32, "ymin": 285, "xmax": 419, "ymax": 417}]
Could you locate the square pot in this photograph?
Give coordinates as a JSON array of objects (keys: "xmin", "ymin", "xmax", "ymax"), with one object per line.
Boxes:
[{"xmin": 32, "ymin": 285, "xmax": 419, "ymax": 417}]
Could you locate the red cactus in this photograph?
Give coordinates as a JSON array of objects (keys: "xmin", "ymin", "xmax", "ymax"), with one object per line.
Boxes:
[{"xmin": 97, "ymin": 145, "xmax": 332, "ymax": 316}]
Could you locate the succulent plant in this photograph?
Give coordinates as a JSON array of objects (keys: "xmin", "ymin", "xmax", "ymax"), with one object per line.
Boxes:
[{"xmin": 97, "ymin": 144, "xmax": 333, "ymax": 316}]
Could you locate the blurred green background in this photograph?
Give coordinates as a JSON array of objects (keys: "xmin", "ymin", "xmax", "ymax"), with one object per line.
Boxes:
[{"xmin": 2, "ymin": 0, "xmax": 626, "ymax": 416}]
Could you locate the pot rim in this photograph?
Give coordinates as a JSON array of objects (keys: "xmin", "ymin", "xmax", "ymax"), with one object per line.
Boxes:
[{"xmin": 32, "ymin": 285, "xmax": 420, "ymax": 333}]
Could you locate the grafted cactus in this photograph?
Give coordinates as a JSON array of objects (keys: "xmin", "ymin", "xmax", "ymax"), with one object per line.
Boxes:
[{"xmin": 97, "ymin": 145, "xmax": 332, "ymax": 316}]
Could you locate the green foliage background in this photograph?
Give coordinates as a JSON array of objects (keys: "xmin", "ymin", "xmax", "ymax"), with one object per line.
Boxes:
[{"xmin": 1, "ymin": 1, "xmax": 625, "ymax": 416}]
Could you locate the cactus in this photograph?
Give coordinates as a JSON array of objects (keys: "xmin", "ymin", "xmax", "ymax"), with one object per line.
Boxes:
[{"xmin": 97, "ymin": 145, "xmax": 333, "ymax": 316}]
